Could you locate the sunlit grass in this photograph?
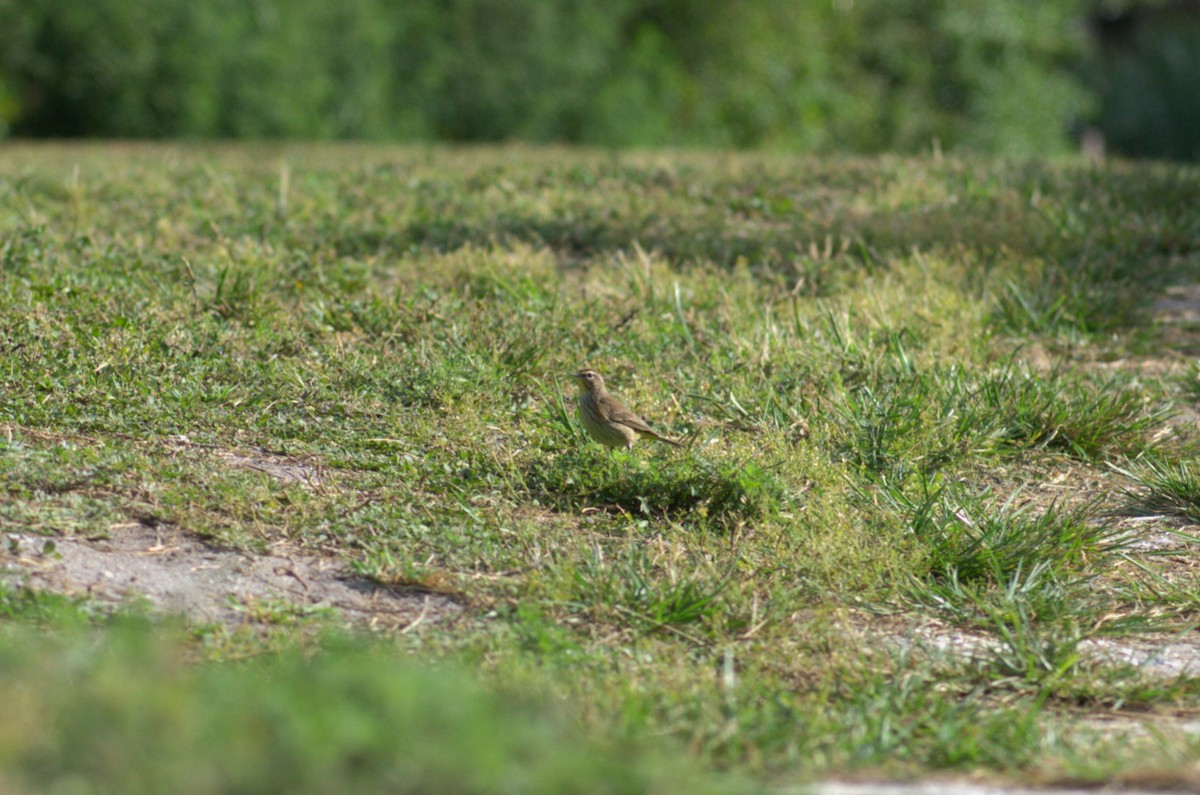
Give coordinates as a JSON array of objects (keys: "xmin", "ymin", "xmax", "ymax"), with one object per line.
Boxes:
[{"xmin": 2, "ymin": 143, "xmax": 1200, "ymax": 788}]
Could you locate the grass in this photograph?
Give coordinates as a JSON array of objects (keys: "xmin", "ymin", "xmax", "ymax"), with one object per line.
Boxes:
[
  {"xmin": 2, "ymin": 142, "xmax": 1200, "ymax": 789},
  {"xmin": 1118, "ymin": 456, "xmax": 1200, "ymax": 524},
  {"xmin": 0, "ymin": 618, "xmax": 746, "ymax": 795}
]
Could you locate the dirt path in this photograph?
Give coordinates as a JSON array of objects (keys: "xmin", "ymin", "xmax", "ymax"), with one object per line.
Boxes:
[{"xmin": 2, "ymin": 522, "xmax": 458, "ymax": 630}]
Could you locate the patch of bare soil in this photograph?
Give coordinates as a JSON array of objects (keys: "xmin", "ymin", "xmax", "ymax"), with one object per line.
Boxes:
[
  {"xmin": 162, "ymin": 435, "xmax": 330, "ymax": 490},
  {"xmin": 898, "ymin": 623, "xmax": 1200, "ymax": 681},
  {"xmin": 1082, "ymin": 636, "xmax": 1200, "ymax": 678},
  {"xmin": 967, "ymin": 456, "xmax": 1200, "ymax": 553},
  {"xmin": 1, "ymin": 522, "xmax": 459, "ymax": 630},
  {"xmin": 212, "ymin": 448, "xmax": 327, "ymax": 489}
]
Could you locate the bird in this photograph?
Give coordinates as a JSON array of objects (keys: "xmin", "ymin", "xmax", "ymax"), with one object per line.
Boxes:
[{"xmin": 571, "ymin": 368, "xmax": 683, "ymax": 450}]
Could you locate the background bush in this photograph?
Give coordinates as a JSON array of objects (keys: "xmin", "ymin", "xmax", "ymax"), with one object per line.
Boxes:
[
  {"xmin": 0, "ymin": 0, "xmax": 1193, "ymax": 159},
  {"xmin": 1091, "ymin": 2, "xmax": 1200, "ymax": 161}
]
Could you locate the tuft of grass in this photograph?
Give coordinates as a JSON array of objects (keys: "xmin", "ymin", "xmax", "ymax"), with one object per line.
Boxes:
[
  {"xmin": 913, "ymin": 492, "xmax": 1125, "ymax": 587},
  {"xmin": 568, "ymin": 544, "xmax": 729, "ymax": 632},
  {"xmin": 825, "ymin": 363, "xmax": 980, "ymax": 482},
  {"xmin": 978, "ymin": 367, "xmax": 1169, "ymax": 460},
  {"xmin": 990, "ymin": 257, "xmax": 1147, "ymax": 339},
  {"xmin": 891, "ymin": 482, "xmax": 1142, "ymax": 679},
  {"xmin": 1116, "ymin": 457, "xmax": 1200, "ymax": 524}
]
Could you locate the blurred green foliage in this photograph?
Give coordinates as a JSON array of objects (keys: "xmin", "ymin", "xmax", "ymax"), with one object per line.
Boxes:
[
  {"xmin": 0, "ymin": 0, "xmax": 1192, "ymax": 158},
  {"xmin": 1092, "ymin": 5, "xmax": 1200, "ymax": 160},
  {"xmin": 0, "ymin": 618, "xmax": 745, "ymax": 795}
]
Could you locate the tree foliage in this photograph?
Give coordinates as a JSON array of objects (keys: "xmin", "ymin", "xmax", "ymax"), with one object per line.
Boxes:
[{"xmin": 0, "ymin": 0, "xmax": 1184, "ymax": 158}]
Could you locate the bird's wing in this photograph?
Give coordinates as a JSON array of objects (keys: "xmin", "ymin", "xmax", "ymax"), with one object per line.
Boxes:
[{"xmin": 607, "ymin": 403, "xmax": 657, "ymax": 434}]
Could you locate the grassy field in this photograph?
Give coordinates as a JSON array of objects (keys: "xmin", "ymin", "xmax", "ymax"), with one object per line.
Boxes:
[{"xmin": 2, "ymin": 142, "xmax": 1200, "ymax": 791}]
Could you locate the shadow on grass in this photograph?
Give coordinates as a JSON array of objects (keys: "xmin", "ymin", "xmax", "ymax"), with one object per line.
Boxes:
[{"xmin": 522, "ymin": 446, "xmax": 788, "ymax": 532}]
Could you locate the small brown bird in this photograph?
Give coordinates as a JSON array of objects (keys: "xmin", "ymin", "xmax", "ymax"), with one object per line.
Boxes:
[{"xmin": 572, "ymin": 368, "xmax": 683, "ymax": 450}]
